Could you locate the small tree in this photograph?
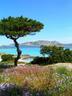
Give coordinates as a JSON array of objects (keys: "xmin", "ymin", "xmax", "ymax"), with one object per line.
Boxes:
[
  {"xmin": 40, "ymin": 46, "xmax": 72, "ymax": 64},
  {"xmin": 0, "ymin": 16, "xmax": 44, "ymax": 66}
]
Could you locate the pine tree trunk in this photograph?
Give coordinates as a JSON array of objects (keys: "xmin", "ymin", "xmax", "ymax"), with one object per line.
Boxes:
[{"xmin": 13, "ymin": 39, "xmax": 22, "ymax": 66}]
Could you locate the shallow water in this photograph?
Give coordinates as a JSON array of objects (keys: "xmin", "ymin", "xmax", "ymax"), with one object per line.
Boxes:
[
  {"xmin": 0, "ymin": 46, "xmax": 41, "ymax": 56},
  {"xmin": 0, "ymin": 45, "xmax": 71, "ymax": 56}
]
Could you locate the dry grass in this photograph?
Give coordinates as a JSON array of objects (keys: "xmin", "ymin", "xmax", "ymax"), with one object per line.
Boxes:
[
  {"xmin": 1, "ymin": 65, "xmax": 55, "ymax": 92},
  {"xmin": 0, "ymin": 63, "xmax": 72, "ymax": 95}
]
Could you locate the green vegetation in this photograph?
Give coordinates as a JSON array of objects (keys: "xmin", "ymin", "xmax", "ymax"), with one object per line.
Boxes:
[
  {"xmin": 0, "ymin": 50, "xmax": 72, "ymax": 95},
  {"xmin": 31, "ymin": 57, "xmax": 49, "ymax": 65},
  {"xmin": 0, "ymin": 16, "xmax": 44, "ymax": 66},
  {"xmin": 31, "ymin": 46, "xmax": 72, "ymax": 65},
  {"xmin": 56, "ymin": 66, "xmax": 70, "ymax": 75},
  {"xmin": 54, "ymin": 66, "xmax": 72, "ymax": 96},
  {"xmin": 1, "ymin": 54, "xmax": 14, "ymax": 62},
  {"xmin": 0, "ymin": 65, "xmax": 72, "ymax": 95},
  {"xmin": 0, "ymin": 16, "xmax": 72, "ymax": 95}
]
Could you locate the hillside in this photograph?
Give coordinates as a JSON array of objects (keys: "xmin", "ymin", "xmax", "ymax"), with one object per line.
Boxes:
[
  {"xmin": 0, "ymin": 40, "xmax": 63, "ymax": 48},
  {"xmin": 20, "ymin": 40, "xmax": 63, "ymax": 47}
]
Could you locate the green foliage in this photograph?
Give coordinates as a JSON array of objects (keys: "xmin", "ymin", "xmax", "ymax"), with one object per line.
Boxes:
[
  {"xmin": 32, "ymin": 46, "xmax": 72, "ymax": 65},
  {"xmin": 41, "ymin": 46, "xmax": 72, "ymax": 64},
  {"xmin": 31, "ymin": 57, "xmax": 50, "ymax": 65},
  {"xmin": 40, "ymin": 45, "xmax": 64, "ymax": 57},
  {"xmin": 0, "ymin": 16, "xmax": 44, "ymax": 38},
  {"xmin": 54, "ymin": 67, "xmax": 72, "ymax": 96},
  {"xmin": 1, "ymin": 54, "xmax": 14, "ymax": 62},
  {"xmin": 0, "ymin": 16, "xmax": 44, "ymax": 66},
  {"xmin": 56, "ymin": 66, "xmax": 70, "ymax": 75}
]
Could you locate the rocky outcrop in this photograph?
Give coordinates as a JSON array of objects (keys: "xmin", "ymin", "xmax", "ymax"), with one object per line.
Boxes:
[
  {"xmin": 0, "ymin": 83, "xmax": 22, "ymax": 96},
  {"xmin": 0, "ymin": 83, "xmax": 44, "ymax": 96}
]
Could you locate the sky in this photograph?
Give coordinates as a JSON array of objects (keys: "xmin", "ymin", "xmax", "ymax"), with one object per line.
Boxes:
[{"xmin": 0, "ymin": 0, "xmax": 72, "ymax": 45}]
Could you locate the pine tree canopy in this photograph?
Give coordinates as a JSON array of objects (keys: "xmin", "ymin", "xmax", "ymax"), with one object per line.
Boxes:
[{"xmin": 0, "ymin": 16, "xmax": 44, "ymax": 39}]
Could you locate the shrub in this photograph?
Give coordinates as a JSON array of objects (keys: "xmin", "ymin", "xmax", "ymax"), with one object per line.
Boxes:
[
  {"xmin": 54, "ymin": 68, "xmax": 72, "ymax": 96},
  {"xmin": 31, "ymin": 46, "xmax": 72, "ymax": 65},
  {"xmin": 31, "ymin": 57, "xmax": 49, "ymax": 65},
  {"xmin": 1, "ymin": 54, "xmax": 14, "ymax": 62},
  {"xmin": 56, "ymin": 66, "xmax": 71, "ymax": 75}
]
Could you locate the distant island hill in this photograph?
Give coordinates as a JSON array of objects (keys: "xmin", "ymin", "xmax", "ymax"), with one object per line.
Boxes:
[{"xmin": 0, "ymin": 40, "xmax": 72, "ymax": 48}]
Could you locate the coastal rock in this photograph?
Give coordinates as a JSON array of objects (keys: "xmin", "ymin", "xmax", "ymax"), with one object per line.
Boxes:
[
  {"xmin": 0, "ymin": 83, "xmax": 44, "ymax": 96},
  {"xmin": 0, "ymin": 83, "xmax": 21, "ymax": 96},
  {"xmin": 0, "ymin": 83, "xmax": 31, "ymax": 96},
  {"xmin": 0, "ymin": 83, "xmax": 15, "ymax": 90}
]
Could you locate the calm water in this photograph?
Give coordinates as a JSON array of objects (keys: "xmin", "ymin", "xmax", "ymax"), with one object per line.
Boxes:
[
  {"xmin": 0, "ymin": 45, "xmax": 72, "ymax": 56},
  {"xmin": 0, "ymin": 46, "xmax": 41, "ymax": 56}
]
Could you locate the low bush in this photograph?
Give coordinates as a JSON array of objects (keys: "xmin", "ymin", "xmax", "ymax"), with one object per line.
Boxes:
[
  {"xmin": 55, "ymin": 66, "xmax": 70, "ymax": 75},
  {"xmin": 31, "ymin": 46, "xmax": 72, "ymax": 65},
  {"xmin": 31, "ymin": 57, "xmax": 49, "ymax": 65},
  {"xmin": 54, "ymin": 67, "xmax": 72, "ymax": 96},
  {"xmin": 1, "ymin": 54, "xmax": 14, "ymax": 62}
]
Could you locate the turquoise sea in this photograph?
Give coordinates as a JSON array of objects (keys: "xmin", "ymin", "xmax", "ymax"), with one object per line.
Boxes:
[
  {"xmin": 0, "ymin": 46, "xmax": 41, "ymax": 56},
  {"xmin": 0, "ymin": 45, "xmax": 72, "ymax": 56}
]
